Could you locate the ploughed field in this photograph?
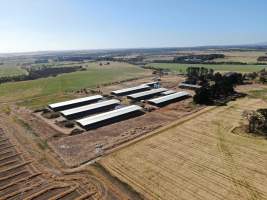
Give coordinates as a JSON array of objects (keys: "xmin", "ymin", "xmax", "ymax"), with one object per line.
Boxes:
[
  {"xmin": 100, "ymin": 97, "xmax": 267, "ymax": 200},
  {"xmin": 0, "ymin": 128, "xmax": 102, "ymax": 200}
]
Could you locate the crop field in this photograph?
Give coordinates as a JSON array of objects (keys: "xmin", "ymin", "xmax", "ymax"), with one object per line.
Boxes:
[
  {"xmin": 174, "ymin": 50, "xmax": 267, "ymax": 64},
  {"xmin": 214, "ymin": 51, "xmax": 267, "ymax": 63},
  {"xmin": 0, "ymin": 62, "xmax": 149, "ymax": 109},
  {"xmin": 147, "ymin": 63, "xmax": 267, "ymax": 73},
  {"xmin": 100, "ymin": 97, "xmax": 267, "ymax": 200}
]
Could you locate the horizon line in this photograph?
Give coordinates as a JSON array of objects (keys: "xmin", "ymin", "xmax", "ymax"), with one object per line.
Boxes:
[{"xmin": 1, "ymin": 43, "xmax": 266, "ymax": 56}]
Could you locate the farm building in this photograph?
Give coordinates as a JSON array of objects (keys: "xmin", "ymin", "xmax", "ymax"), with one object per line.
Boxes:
[
  {"xmin": 111, "ymin": 85, "xmax": 150, "ymax": 96},
  {"xmin": 76, "ymin": 105, "xmax": 143, "ymax": 130},
  {"xmin": 60, "ymin": 99, "xmax": 120, "ymax": 120},
  {"xmin": 178, "ymin": 83, "xmax": 202, "ymax": 90},
  {"xmin": 148, "ymin": 91, "xmax": 191, "ymax": 106},
  {"xmin": 48, "ymin": 95, "xmax": 103, "ymax": 111},
  {"xmin": 162, "ymin": 90, "xmax": 176, "ymax": 95},
  {"xmin": 143, "ymin": 81, "xmax": 160, "ymax": 88},
  {"xmin": 127, "ymin": 88, "xmax": 168, "ymax": 101}
]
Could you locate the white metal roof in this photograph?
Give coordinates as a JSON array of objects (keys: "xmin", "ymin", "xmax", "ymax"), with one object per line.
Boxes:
[
  {"xmin": 179, "ymin": 83, "xmax": 201, "ymax": 89},
  {"xmin": 76, "ymin": 105, "xmax": 142, "ymax": 127},
  {"xmin": 60, "ymin": 99, "xmax": 120, "ymax": 116},
  {"xmin": 128, "ymin": 88, "xmax": 168, "ymax": 99},
  {"xmin": 111, "ymin": 85, "xmax": 150, "ymax": 95},
  {"xmin": 162, "ymin": 90, "xmax": 176, "ymax": 95},
  {"xmin": 143, "ymin": 81, "xmax": 159, "ymax": 86},
  {"xmin": 148, "ymin": 91, "xmax": 190, "ymax": 105},
  {"xmin": 49, "ymin": 95, "xmax": 103, "ymax": 109}
]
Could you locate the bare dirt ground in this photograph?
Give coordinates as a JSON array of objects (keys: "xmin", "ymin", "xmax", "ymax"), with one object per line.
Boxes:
[
  {"xmin": 100, "ymin": 97, "xmax": 267, "ymax": 200},
  {"xmin": 0, "ymin": 110, "xmax": 143, "ymax": 200}
]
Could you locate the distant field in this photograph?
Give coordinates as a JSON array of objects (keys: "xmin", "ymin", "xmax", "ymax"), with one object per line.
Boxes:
[
  {"xmin": 0, "ymin": 64, "xmax": 27, "ymax": 77},
  {"xmin": 147, "ymin": 63, "xmax": 267, "ymax": 73},
  {"xmin": 100, "ymin": 97, "xmax": 267, "ymax": 200},
  {"xmin": 173, "ymin": 50, "xmax": 267, "ymax": 64},
  {"xmin": 0, "ymin": 60, "xmax": 107, "ymax": 78},
  {"xmin": 0, "ymin": 62, "xmax": 148, "ymax": 108},
  {"xmin": 214, "ymin": 51, "xmax": 267, "ymax": 63}
]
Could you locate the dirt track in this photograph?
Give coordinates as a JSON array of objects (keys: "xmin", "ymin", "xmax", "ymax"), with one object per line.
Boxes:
[{"xmin": 100, "ymin": 97, "xmax": 267, "ymax": 200}]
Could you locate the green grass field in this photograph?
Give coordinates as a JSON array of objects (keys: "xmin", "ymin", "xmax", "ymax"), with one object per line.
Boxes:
[
  {"xmin": 0, "ymin": 62, "xmax": 148, "ymax": 109},
  {"xmin": 0, "ymin": 65, "xmax": 27, "ymax": 77},
  {"xmin": 147, "ymin": 63, "xmax": 267, "ymax": 73}
]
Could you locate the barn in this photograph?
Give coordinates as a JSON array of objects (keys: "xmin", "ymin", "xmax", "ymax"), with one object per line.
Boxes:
[
  {"xmin": 148, "ymin": 91, "xmax": 191, "ymax": 106},
  {"xmin": 76, "ymin": 105, "xmax": 143, "ymax": 130},
  {"xmin": 111, "ymin": 85, "xmax": 150, "ymax": 96},
  {"xmin": 48, "ymin": 95, "xmax": 103, "ymax": 111},
  {"xmin": 60, "ymin": 99, "xmax": 120, "ymax": 120},
  {"xmin": 127, "ymin": 88, "xmax": 168, "ymax": 101}
]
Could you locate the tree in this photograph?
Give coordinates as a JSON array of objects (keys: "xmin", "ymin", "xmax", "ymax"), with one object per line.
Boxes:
[
  {"xmin": 246, "ymin": 72, "xmax": 258, "ymax": 80},
  {"xmin": 243, "ymin": 110, "xmax": 265, "ymax": 133},
  {"xmin": 186, "ymin": 67, "xmax": 213, "ymax": 84},
  {"xmin": 259, "ymin": 75, "xmax": 267, "ymax": 84},
  {"xmin": 193, "ymin": 86, "xmax": 212, "ymax": 104}
]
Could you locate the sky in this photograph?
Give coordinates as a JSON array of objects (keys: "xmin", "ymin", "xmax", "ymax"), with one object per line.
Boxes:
[{"xmin": 0, "ymin": 0, "xmax": 267, "ymax": 53}]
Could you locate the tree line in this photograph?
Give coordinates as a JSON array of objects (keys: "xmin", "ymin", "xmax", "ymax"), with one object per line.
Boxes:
[{"xmin": 0, "ymin": 66, "xmax": 84, "ymax": 84}]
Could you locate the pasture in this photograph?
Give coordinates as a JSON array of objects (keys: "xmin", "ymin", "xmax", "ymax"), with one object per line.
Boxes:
[
  {"xmin": 147, "ymin": 63, "xmax": 267, "ymax": 73},
  {"xmin": 0, "ymin": 62, "xmax": 149, "ymax": 109},
  {"xmin": 0, "ymin": 64, "xmax": 27, "ymax": 77},
  {"xmin": 100, "ymin": 97, "xmax": 267, "ymax": 200}
]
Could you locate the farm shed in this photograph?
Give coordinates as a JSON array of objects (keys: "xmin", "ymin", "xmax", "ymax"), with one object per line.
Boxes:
[
  {"xmin": 111, "ymin": 85, "xmax": 150, "ymax": 96},
  {"xmin": 178, "ymin": 83, "xmax": 202, "ymax": 90},
  {"xmin": 127, "ymin": 88, "xmax": 168, "ymax": 101},
  {"xmin": 76, "ymin": 105, "xmax": 143, "ymax": 130},
  {"xmin": 60, "ymin": 99, "xmax": 120, "ymax": 120},
  {"xmin": 148, "ymin": 91, "xmax": 191, "ymax": 106},
  {"xmin": 162, "ymin": 90, "xmax": 176, "ymax": 95},
  {"xmin": 143, "ymin": 81, "xmax": 160, "ymax": 88},
  {"xmin": 48, "ymin": 95, "xmax": 103, "ymax": 111}
]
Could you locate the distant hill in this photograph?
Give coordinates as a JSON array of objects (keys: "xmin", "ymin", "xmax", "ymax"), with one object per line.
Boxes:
[
  {"xmin": 253, "ymin": 42, "xmax": 267, "ymax": 46},
  {"xmin": 1, "ymin": 42, "xmax": 267, "ymax": 58}
]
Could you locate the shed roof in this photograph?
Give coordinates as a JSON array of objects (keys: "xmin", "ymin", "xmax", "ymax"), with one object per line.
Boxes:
[
  {"xmin": 49, "ymin": 95, "xmax": 103, "ymax": 109},
  {"xmin": 178, "ymin": 83, "xmax": 201, "ymax": 89},
  {"xmin": 127, "ymin": 88, "xmax": 167, "ymax": 99},
  {"xmin": 60, "ymin": 99, "xmax": 120, "ymax": 116},
  {"xmin": 162, "ymin": 90, "xmax": 176, "ymax": 95},
  {"xmin": 148, "ymin": 91, "xmax": 190, "ymax": 105},
  {"xmin": 76, "ymin": 105, "xmax": 142, "ymax": 127},
  {"xmin": 111, "ymin": 85, "xmax": 150, "ymax": 95}
]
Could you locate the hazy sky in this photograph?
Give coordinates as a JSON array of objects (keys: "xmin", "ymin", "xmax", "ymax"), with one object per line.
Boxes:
[{"xmin": 0, "ymin": 0, "xmax": 267, "ymax": 53}]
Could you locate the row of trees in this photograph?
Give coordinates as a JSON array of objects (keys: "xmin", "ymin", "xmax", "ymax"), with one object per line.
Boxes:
[
  {"xmin": 242, "ymin": 68, "xmax": 267, "ymax": 83},
  {"xmin": 173, "ymin": 54, "xmax": 224, "ymax": 63},
  {"xmin": 185, "ymin": 67, "xmax": 214, "ymax": 85},
  {"xmin": 257, "ymin": 56, "xmax": 267, "ymax": 62},
  {"xmin": 0, "ymin": 66, "xmax": 83, "ymax": 84}
]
